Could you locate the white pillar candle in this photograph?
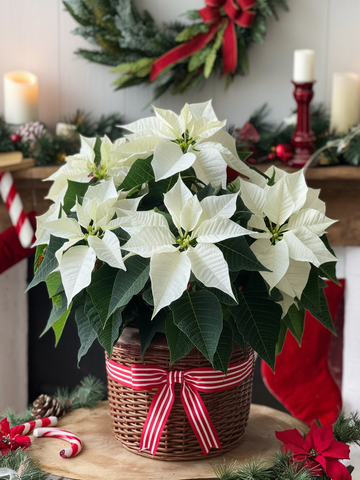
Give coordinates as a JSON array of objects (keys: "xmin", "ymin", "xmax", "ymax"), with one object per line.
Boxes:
[
  {"xmin": 3, "ymin": 71, "xmax": 39, "ymax": 125},
  {"xmin": 330, "ymin": 72, "xmax": 360, "ymax": 134},
  {"xmin": 293, "ymin": 49, "xmax": 315, "ymax": 83}
]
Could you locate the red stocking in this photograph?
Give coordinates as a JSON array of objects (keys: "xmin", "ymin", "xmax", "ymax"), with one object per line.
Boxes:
[
  {"xmin": 261, "ymin": 280, "xmax": 345, "ymax": 426},
  {"xmin": 0, "ymin": 211, "xmax": 36, "ymax": 274}
]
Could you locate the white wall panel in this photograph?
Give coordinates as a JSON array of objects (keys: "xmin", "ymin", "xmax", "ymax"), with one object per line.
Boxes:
[{"xmin": 0, "ymin": 0, "xmax": 60, "ymax": 129}]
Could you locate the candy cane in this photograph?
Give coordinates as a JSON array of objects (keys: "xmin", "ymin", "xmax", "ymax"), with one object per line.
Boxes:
[
  {"xmin": 0, "ymin": 171, "xmax": 34, "ymax": 248},
  {"xmin": 15, "ymin": 416, "xmax": 58, "ymax": 435},
  {"xmin": 33, "ymin": 427, "xmax": 82, "ymax": 458}
]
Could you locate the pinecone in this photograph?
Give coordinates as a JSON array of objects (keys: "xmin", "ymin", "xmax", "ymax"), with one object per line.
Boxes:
[{"xmin": 31, "ymin": 394, "xmax": 65, "ymax": 419}]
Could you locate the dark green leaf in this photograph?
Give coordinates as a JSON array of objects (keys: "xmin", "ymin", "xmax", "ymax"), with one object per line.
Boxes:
[
  {"xmin": 227, "ymin": 315, "xmax": 246, "ymax": 352},
  {"xmin": 118, "ymin": 155, "xmax": 154, "ymax": 191},
  {"xmin": 27, "ymin": 236, "xmax": 67, "ymax": 290},
  {"xmin": 63, "ymin": 180, "xmax": 90, "ymax": 214},
  {"xmin": 230, "ymin": 273, "xmax": 282, "ymax": 369},
  {"xmin": 283, "ymin": 304, "xmax": 305, "ymax": 345},
  {"xmin": 275, "ymin": 318, "xmax": 288, "ymax": 355},
  {"xmin": 170, "ymin": 290, "xmax": 223, "ymax": 365},
  {"xmin": 213, "ymin": 321, "xmax": 233, "ymax": 374},
  {"xmin": 141, "ymin": 176, "xmax": 177, "ymax": 207},
  {"xmin": 41, "ymin": 292, "xmax": 71, "ymax": 340},
  {"xmin": 231, "ymin": 195, "xmax": 252, "ymax": 227},
  {"xmin": 142, "ymin": 287, "xmax": 154, "ymax": 306},
  {"xmin": 108, "ymin": 256, "xmax": 150, "ymax": 316},
  {"xmin": 138, "ymin": 310, "xmax": 166, "ymax": 359},
  {"xmin": 217, "ymin": 236, "xmax": 268, "ymax": 272},
  {"xmin": 165, "ymin": 313, "xmax": 195, "ymax": 364},
  {"xmin": 87, "ymin": 263, "xmax": 118, "ymax": 326},
  {"xmin": 196, "ymin": 183, "xmax": 215, "ymax": 202},
  {"xmin": 75, "ymin": 302, "xmax": 98, "ymax": 365},
  {"xmin": 34, "ymin": 244, "xmax": 47, "ymax": 274},
  {"xmin": 46, "ymin": 271, "xmax": 63, "ymax": 298},
  {"xmin": 94, "ymin": 137, "xmax": 102, "ymax": 165}
]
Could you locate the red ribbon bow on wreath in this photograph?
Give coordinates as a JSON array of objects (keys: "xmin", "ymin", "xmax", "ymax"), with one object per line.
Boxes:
[{"xmin": 150, "ymin": 0, "xmax": 256, "ymax": 81}]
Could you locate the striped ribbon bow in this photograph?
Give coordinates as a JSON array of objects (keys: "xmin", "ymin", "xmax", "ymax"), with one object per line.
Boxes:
[{"xmin": 106, "ymin": 352, "xmax": 254, "ymax": 456}]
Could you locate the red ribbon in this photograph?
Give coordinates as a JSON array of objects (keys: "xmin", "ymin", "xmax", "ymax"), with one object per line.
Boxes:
[
  {"xmin": 150, "ymin": 0, "xmax": 256, "ymax": 81},
  {"xmin": 106, "ymin": 352, "xmax": 254, "ymax": 456}
]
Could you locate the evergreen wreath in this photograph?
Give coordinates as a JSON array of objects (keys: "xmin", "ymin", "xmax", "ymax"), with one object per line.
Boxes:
[{"xmin": 63, "ymin": 0, "xmax": 288, "ymax": 100}]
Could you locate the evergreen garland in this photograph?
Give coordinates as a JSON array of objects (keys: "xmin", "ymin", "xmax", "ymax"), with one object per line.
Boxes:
[
  {"xmin": 234, "ymin": 104, "xmax": 360, "ymax": 166},
  {"xmin": 0, "ymin": 449, "xmax": 46, "ymax": 480},
  {"xmin": 63, "ymin": 0, "xmax": 288, "ymax": 100},
  {"xmin": 0, "ymin": 111, "xmax": 123, "ymax": 166}
]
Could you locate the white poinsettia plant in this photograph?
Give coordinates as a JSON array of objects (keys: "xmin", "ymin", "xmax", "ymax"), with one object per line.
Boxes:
[{"xmin": 29, "ymin": 100, "xmax": 338, "ymax": 372}]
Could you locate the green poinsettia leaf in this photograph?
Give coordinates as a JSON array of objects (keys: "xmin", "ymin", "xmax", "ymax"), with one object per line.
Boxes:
[
  {"xmin": 63, "ymin": 180, "xmax": 90, "ymax": 214},
  {"xmin": 170, "ymin": 290, "xmax": 223, "ymax": 365},
  {"xmin": 299, "ymin": 266, "xmax": 336, "ymax": 334},
  {"xmin": 165, "ymin": 313, "xmax": 195, "ymax": 365},
  {"xmin": 227, "ymin": 315, "xmax": 246, "ymax": 352},
  {"xmin": 108, "ymin": 256, "xmax": 150, "ymax": 316},
  {"xmin": 52, "ymin": 308, "xmax": 72, "ymax": 346},
  {"xmin": 217, "ymin": 236, "xmax": 268, "ymax": 273},
  {"xmin": 230, "ymin": 272, "xmax": 282, "ymax": 370},
  {"xmin": 40, "ymin": 291, "xmax": 72, "ymax": 340},
  {"xmin": 27, "ymin": 236, "xmax": 67, "ymax": 291},
  {"xmin": 118, "ymin": 155, "xmax": 154, "ymax": 191},
  {"xmin": 231, "ymin": 196, "xmax": 252, "ymax": 227},
  {"xmin": 283, "ymin": 304, "xmax": 305, "ymax": 345},
  {"xmin": 34, "ymin": 244, "xmax": 47, "ymax": 274},
  {"xmin": 208, "ymin": 286, "xmax": 237, "ymax": 306},
  {"xmin": 46, "ymin": 271, "xmax": 63, "ymax": 298},
  {"xmin": 138, "ymin": 309, "xmax": 166, "ymax": 359},
  {"xmin": 75, "ymin": 301, "xmax": 98, "ymax": 365},
  {"xmin": 87, "ymin": 263, "xmax": 118, "ymax": 326},
  {"xmin": 84, "ymin": 294, "xmax": 123, "ymax": 358},
  {"xmin": 141, "ymin": 176, "xmax": 177, "ymax": 207},
  {"xmin": 142, "ymin": 286, "xmax": 154, "ymax": 306},
  {"xmin": 275, "ymin": 318, "xmax": 288, "ymax": 355},
  {"xmin": 196, "ymin": 183, "xmax": 215, "ymax": 202},
  {"xmin": 93, "ymin": 137, "xmax": 102, "ymax": 165},
  {"xmin": 319, "ymin": 235, "xmax": 340, "ymax": 285},
  {"xmin": 212, "ymin": 321, "xmax": 233, "ymax": 374}
]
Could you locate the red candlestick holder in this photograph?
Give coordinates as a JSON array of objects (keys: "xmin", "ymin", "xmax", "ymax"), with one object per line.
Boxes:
[{"xmin": 288, "ymin": 81, "xmax": 316, "ymax": 168}]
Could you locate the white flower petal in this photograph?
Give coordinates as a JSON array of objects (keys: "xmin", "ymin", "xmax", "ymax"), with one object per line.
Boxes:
[
  {"xmin": 302, "ymin": 188, "xmax": 326, "ymax": 214},
  {"xmin": 283, "ymin": 170, "xmax": 308, "ymax": 214},
  {"xmin": 263, "ymin": 166, "xmax": 287, "ymax": 182},
  {"xmin": 191, "ymin": 118, "xmax": 226, "ymax": 139},
  {"xmin": 288, "ymin": 208, "xmax": 337, "ymax": 236},
  {"xmin": 152, "ymin": 139, "xmax": 196, "ymax": 181},
  {"xmin": 276, "ymin": 258, "xmax": 311, "ymax": 300},
  {"xmin": 154, "ymin": 106, "xmax": 184, "ymax": 137},
  {"xmin": 188, "ymin": 100, "xmax": 218, "ymax": 122},
  {"xmin": 196, "ymin": 217, "xmax": 251, "ymax": 243},
  {"xmin": 59, "ymin": 245, "xmax": 96, "ymax": 307},
  {"xmin": 121, "ymin": 116, "xmax": 165, "ymax": 134},
  {"xmin": 292, "ymin": 228, "xmax": 338, "ymax": 266},
  {"xmin": 240, "ymin": 179, "xmax": 267, "ymax": 216},
  {"xmin": 150, "ymin": 250, "xmax": 191, "ymax": 317},
  {"xmin": 123, "ymin": 226, "xmax": 177, "ymax": 257},
  {"xmin": 199, "ymin": 194, "xmax": 237, "ymax": 222},
  {"xmin": 88, "ymin": 230, "xmax": 125, "ymax": 270},
  {"xmin": 251, "ymin": 239, "xmax": 290, "ymax": 290},
  {"xmin": 55, "ymin": 237, "xmax": 83, "ymax": 265},
  {"xmin": 191, "ymin": 143, "xmax": 228, "ymax": 188},
  {"xmin": 113, "ymin": 210, "xmax": 168, "ymax": 235},
  {"xmin": 180, "ymin": 195, "xmax": 202, "ymax": 233},
  {"xmin": 248, "ymin": 214, "xmax": 268, "ymax": 232},
  {"xmin": 187, "ymin": 243, "xmax": 235, "ymax": 300},
  {"xmin": 283, "ymin": 230, "xmax": 320, "ymax": 266},
  {"xmin": 164, "ymin": 176, "xmax": 193, "ymax": 230},
  {"xmin": 43, "ymin": 217, "xmax": 83, "ymax": 239},
  {"xmin": 263, "ymin": 177, "xmax": 295, "ymax": 226}
]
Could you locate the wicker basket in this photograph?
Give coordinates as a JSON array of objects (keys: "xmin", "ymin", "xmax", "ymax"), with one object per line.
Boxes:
[{"xmin": 106, "ymin": 327, "xmax": 254, "ymax": 461}]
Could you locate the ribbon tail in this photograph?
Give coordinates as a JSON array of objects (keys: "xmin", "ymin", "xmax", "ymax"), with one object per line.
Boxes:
[
  {"xmin": 181, "ymin": 383, "xmax": 221, "ymax": 455},
  {"xmin": 150, "ymin": 22, "xmax": 221, "ymax": 82},
  {"xmin": 139, "ymin": 383, "xmax": 175, "ymax": 456},
  {"xmin": 222, "ymin": 20, "xmax": 237, "ymax": 75}
]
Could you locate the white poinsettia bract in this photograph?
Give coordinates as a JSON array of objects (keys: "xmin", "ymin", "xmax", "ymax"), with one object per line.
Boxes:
[
  {"xmin": 38, "ymin": 180, "xmax": 137, "ymax": 306},
  {"xmin": 240, "ymin": 167, "xmax": 337, "ymax": 314},
  {"xmin": 116, "ymin": 100, "xmax": 265, "ymax": 188},
  {"xmin": 123, "ymin": 176, "xmax": 253, "ymax": 317}
]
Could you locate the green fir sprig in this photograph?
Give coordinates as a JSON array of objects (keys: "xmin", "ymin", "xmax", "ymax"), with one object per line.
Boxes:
[
  {"xmin": 333, "ymin": 411, "xmax": 360, "ymax": 446},
  {"xmin": 0, "ymin": 449, "xmax": 47, "ymax": 480}
]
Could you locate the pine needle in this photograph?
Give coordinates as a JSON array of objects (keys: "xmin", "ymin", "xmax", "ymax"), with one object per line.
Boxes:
[
  {"xmin": 1, "ymin": 408, "xmax": 33, "ymax": 429},
  {"xmin": 0, "ymin": 449, "xmax": 47, "ymax": 480},
  {"xmin": 333, "ymin": 411, "xmax": 360, "ymax": 446}
]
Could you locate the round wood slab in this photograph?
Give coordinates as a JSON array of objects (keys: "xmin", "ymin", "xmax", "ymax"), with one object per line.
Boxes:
[{"xmin": 29, "ymin": 402, "xmax": 306, "ymax": 480}]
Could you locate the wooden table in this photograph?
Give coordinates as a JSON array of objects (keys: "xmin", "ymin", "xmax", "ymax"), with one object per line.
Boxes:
[{"xmin": 30, "ymin": 402, "xmax": 306, "ymax": 480}]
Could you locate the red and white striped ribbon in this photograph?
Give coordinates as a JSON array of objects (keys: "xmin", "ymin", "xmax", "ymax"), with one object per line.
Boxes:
[
  {"xmin": 14, "ymin": 416, "xmax": 58, "ymax": 435},
  {"xmin": 33, "ymin": 427, "xmax": 82, "ymax": 458},
  {"xmin": 0, "ymin": 171, "xmax": 34, "ymax": 248},
  {"xmin": 106, "ymin": 352, "xmax": 254, "ymax": 456}
]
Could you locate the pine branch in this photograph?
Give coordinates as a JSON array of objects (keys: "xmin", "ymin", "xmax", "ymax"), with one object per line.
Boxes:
[
  {"xmin": 333, "ymin": 411, "xmax": 360, "ymax": 446},
  {"xmin": 1, "ymin": 407, "xmax": 33, "ymax": 428},
  {"xmin": 0, "ymin": 449, "xmax": 47, "ymax": 480}
]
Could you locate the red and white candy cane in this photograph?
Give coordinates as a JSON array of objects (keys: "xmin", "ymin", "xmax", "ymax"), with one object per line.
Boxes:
[
  {"xmin": 33, "ymin": 427, "xmax": 82, "ymax": 458},
  {"xmin": 15, "ymin": 416, "xmax": 58, "ymax": 435},
  {"xmin": 0, "ymin": 171, "xmax": 34, "ymax": 248}
]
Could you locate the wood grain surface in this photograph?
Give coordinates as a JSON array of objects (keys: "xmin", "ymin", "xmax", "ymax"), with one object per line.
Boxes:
[{"xmin": 29, "ymin": 402, "xmax": 306, "ymax": 480}]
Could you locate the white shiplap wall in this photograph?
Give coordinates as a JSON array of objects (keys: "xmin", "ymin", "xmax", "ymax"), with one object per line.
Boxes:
[{"xmin": 1, "ymin": 0, "xmax": 360, "ymax": 473}]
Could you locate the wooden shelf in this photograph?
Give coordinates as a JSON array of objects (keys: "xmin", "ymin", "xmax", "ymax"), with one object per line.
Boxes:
[{"xmin": 1, "ymin": 162, "xmax": 360, "ymax": 245}]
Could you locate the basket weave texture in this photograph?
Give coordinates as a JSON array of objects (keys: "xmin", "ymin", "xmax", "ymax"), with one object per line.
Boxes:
[{"xmin": 106, "ymin": 327, "xmax": 254, "ymax": 461}]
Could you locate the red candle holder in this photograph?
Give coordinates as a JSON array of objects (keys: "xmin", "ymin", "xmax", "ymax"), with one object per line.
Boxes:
[{"xmin": 288, "ymin": 81, "xmax": 316, "ymax": 168}]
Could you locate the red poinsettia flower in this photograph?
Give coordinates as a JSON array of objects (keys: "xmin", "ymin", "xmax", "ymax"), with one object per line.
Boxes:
[
  {"xmin": 276, "ymin": 423, "xmax": 351, "ymax": 480},
  {"xmin": 0, "ymin": 418, "xmax": 31, "ymax": 456}
]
